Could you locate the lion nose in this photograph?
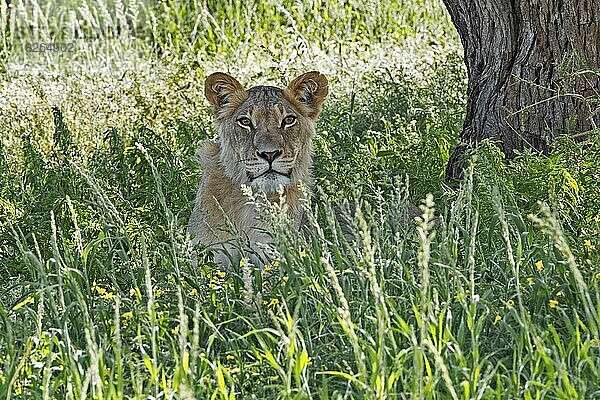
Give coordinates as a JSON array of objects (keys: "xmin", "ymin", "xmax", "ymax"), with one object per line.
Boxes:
[{"xmin": 257, "ymin": 149, "xmax": 282, "ymax": 164}]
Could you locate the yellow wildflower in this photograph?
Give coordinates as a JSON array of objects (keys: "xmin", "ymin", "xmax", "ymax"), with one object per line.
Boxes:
[
  {"xmin": 535, "ymin": 260, "xmax": 544, "ymax": 271},
  {"xmin": 506, "ymin": 299, "xmax": 515, "ymax": 308},
  {"xmin": 493, "ymin": 314, "xmax": 501, "ymax": 325},
  {"xmin": 102, "ymin": 292, "xmax": 115, "ymax": 301},
  {"xmin": 263, "ymin": 264, "xmax": 272, "ymax": 273},
  {"xmin": 549, "ymin": 299, "xmax": 558, "ymax": 308},
  {"xmin": 92, "ymin": 282, "xmax": 106, "ymax": 296},
  {"xmin": 299, "ymin": 249, "xmax": 307, "ymax": 258},
  {"xmin": 268, "ymin": 298, "xmax": 279, "ymax": 308},
  {"xmin": 129, "ymin": 287, "xmax": 141, "ymax": 300},
  {"xmin": 527, "ymin": 277, "xmax": 534, "ymax": 286},
  {"xmin": 122, "ymin": 311, "xmax": 133, "ymax": 319},
  {"xmin": 595, "ymin": 272, "xmax": 600, "ymax": 280},
  {"xmin": 216, "ymin": 270, "xmax": 226, "ymax": 279},
  {"xmin": 583, "ymin": 239, "xmax": 595, "ymax": 251},
  {"xmin": 188, "ymin": 288, "xmax": 198, "ymax": 297},
  {"xmin": 226, "ymin": 355, "xmax": 235, "ymax": 361},
  {"xmin": 269, "ymin": 375, "xmax": 279, "ymax": 382}
]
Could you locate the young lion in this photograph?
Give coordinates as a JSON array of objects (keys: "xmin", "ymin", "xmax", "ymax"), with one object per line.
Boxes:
[{"xmin": 188, "ymin": 71, "xmax": 328, "ymax": 267}]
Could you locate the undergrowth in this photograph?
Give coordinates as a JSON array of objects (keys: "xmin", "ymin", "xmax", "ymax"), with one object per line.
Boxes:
[{"xmin": 1, "ymin": 0, "xmax": 599, "ymax": 399}]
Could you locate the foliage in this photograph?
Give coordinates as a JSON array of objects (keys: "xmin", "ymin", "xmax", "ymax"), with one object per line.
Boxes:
[{"xmin": 1, "ymin": 0, "xmax": 599, "ymax": 398}]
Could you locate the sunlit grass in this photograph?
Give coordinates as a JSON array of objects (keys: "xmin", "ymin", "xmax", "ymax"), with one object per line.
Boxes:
[{"xmin": 1, "ymin": 0, "xmax": 600, "ymax": 398}]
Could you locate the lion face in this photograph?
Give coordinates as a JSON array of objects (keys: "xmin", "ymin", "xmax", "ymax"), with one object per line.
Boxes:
[{"xmin": 204, "ymin": 72, "xmax": 328, "ymax": 193}]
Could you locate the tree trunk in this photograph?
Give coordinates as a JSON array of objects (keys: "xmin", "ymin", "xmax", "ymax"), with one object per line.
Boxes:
[{"xmin": 442, "ymin": 0, "xmax": 600, "ymax": 181}]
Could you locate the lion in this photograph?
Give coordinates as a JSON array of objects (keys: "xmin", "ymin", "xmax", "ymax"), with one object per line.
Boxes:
[{"xmin": 188, "ymin": 71, "xmax": 328, "ymax": 267}]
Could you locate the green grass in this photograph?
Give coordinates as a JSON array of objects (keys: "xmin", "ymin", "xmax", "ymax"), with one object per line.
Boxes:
[{"xmin": 1, "ymin": 0, "xmax": 600, "ymax": 398}]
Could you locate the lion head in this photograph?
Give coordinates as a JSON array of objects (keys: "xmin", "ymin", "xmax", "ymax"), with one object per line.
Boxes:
[{"xmin": 204, "ymin": 71, "xmax": 328, "ymax": 193}]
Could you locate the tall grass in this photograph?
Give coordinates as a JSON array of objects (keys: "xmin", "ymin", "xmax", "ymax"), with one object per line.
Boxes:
[
  {"xmin": 2, "ymin": 137, "xmax": 599, "ymax": 397},
  {"xmin": 1, "ymin": 0, "xmax": 454, "ymax": 57},
  {"xmin": 2, "ymin": 0, "xmax": 600, "ymax": 398}
]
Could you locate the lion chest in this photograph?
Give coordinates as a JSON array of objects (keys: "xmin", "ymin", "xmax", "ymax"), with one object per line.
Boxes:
[{"xmin": 197, "ymin": 173, "xmax": 304, "ymax": 245}]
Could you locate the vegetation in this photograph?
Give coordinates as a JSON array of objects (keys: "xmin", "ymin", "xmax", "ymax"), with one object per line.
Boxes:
[{"xmin": 1, "ymin": 0, "xmax": 599, "ymax": 398}]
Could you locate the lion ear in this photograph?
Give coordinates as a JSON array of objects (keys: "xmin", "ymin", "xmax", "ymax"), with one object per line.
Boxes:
[
  {"xmin": 286, "ymin": 71, "xmax": 328, "ymax": 119},
  {"xmin": 204, "ymin": 72, "xmax": 245, "ymax": 113}
]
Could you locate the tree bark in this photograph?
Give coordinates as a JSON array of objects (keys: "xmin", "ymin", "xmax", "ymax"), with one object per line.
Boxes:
[{"xmin": 443, "ymin": 0, "xmax": 600, "ymax": 181}]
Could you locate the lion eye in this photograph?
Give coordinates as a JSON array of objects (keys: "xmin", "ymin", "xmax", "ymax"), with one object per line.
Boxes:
[
  {"xmin": 237, "ymin": 117, "xmax": 253, "ymax": 129},
  {"xmin": 282, "ymin": 115, "xmax": 297, "ymax": 128}
]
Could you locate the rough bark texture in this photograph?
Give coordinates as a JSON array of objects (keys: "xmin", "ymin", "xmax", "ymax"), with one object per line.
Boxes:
[{"xmin": 443, "ymin": 0, "xmax": 600, "ymax": 181}]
